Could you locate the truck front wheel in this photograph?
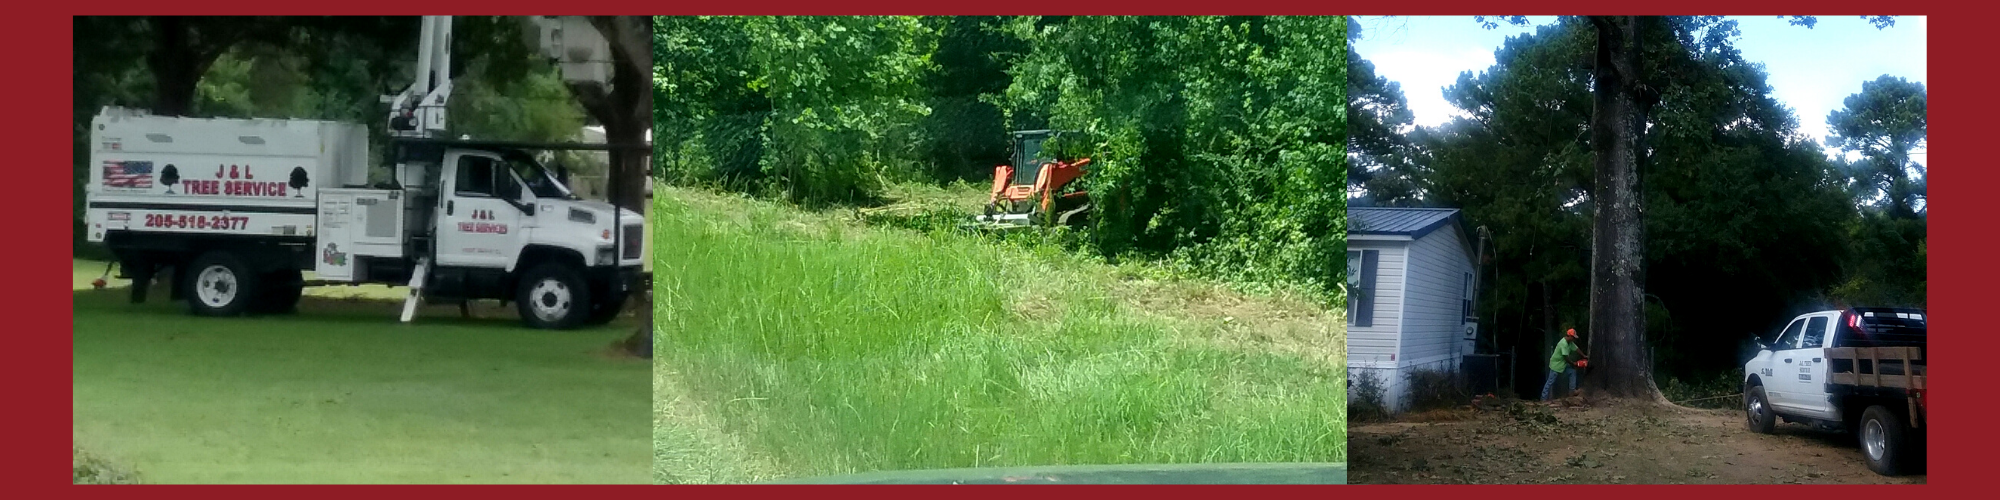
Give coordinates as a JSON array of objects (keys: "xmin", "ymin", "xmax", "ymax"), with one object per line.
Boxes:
[
  {"xmin": 185, "ymin": 251, "xmax": 260, "ymax": 317},
  {"xmin": 1745, "ymin": 385, "xmax": 1776, "ymax": 434},
  {"xmin": 517, "ymin": 262, "xmax": 592, "ymax": 330},
  {"xmin": 1860, "ymin": 405, "xmax": 1912, "ymax": 476}
]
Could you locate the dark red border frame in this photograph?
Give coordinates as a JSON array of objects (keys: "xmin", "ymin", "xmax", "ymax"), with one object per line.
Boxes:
[{"xmin": 17, "ymin": 1, "xmax": 1986, "ymax": 495}]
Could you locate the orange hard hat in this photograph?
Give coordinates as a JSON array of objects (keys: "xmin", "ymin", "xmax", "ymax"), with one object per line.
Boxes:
[{"xmin": 1566, "ymin": 328, "xmax": 1577, "ymax": 337}]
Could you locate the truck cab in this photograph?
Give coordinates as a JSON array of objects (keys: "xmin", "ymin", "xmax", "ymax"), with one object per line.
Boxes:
[
  {"xmin": 432, "ymin": 148, "xmax": 642, "ymax": 269},
  {"xmin": 1743, "ymin": 307, "xmax": 1926, "ymax": 475}
]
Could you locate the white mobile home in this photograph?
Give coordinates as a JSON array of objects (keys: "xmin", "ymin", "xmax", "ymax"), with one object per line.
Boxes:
[{"xmin": 1347, "ymin": 207, "xmax": 1479, "ymax": 413}]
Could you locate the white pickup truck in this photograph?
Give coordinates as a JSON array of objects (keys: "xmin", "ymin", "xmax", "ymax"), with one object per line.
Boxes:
[{"xmin": 1742, "ymin": 307, "xmax": 1926, "ymax": 476}]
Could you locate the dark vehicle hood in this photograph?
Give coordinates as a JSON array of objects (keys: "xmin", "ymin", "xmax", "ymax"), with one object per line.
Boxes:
[{"xmin": 769, "ymin": 462, "xmax": 1346, "ymax": 485}]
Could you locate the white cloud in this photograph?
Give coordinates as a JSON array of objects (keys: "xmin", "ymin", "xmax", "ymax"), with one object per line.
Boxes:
[{"xmin": 1366, "ymin": 47, "xmax": 1495, "ymax": 127}]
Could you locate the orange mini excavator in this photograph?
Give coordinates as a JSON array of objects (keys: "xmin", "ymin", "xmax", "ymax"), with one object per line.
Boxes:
[{"xmin": 974, "ymin": 130, "xmax": 1092, "ymax": 228}]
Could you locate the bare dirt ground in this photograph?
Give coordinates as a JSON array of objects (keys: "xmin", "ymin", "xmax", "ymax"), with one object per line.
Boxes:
[{"xmin": 1349, "ymin": 397, "xmax": 1925, "ymax": 484}]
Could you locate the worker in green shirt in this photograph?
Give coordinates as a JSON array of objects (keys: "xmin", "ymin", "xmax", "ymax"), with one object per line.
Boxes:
[{"xmin": 1541, "ymin": 328, "xmax": 1588, "ymax": 400}]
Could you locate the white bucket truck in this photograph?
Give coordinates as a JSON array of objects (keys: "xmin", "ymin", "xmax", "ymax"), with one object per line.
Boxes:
[
  {"xmin": 83, "ymin": 109, "xmax": 646, "ymax": 329},
  {"xmin": 82, "ymin": 16, "xmax": 647, "ymax": 330}
]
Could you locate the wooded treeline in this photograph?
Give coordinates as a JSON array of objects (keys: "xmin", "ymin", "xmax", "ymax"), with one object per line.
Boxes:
[
  {"xmin": 1347, "ymin": 16, "xmax": 1926, "ymax": 383},
  {"xmin": 652, "ymin": 16, "xmax": 1349, "ymax": 299}
]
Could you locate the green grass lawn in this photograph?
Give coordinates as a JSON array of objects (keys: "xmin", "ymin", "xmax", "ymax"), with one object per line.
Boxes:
[
  {"xmin": 653, "ymin": 187, "xmax": 1346, "ymax": 484},
  {"xmin": 73, "ymin": 264, "xmax": 650, "ymax": 484}
]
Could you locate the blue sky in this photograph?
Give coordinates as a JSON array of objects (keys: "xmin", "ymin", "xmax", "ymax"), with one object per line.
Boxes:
[{"xmin": 1350, "ymin": 16, "xmax": 1927, "ymax": 163}]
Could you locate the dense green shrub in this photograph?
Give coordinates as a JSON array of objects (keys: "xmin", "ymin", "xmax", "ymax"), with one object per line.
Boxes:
[{"xmin": 656, "ymin": 16, "xmax": 1349, "ymax": 303}]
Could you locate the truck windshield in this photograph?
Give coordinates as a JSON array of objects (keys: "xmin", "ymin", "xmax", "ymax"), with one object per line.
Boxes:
[{"xmin": 501, "ymin": 152, "xmax": 576, "ymax": 200}]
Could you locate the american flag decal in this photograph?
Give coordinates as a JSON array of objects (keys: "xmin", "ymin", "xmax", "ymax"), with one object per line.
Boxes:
[{"xmin": 103, "ymin": 161, "xmax": 154, "ymax": 189}]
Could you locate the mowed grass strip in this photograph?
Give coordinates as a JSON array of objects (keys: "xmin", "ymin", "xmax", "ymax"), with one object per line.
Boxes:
[
  {"xmin": 72, "ymin": 277, "xmax": 650, "ymax": 484},
  {"xmin": 653, "ymin": 188, "xmax": 1345, "ymax": 482}
]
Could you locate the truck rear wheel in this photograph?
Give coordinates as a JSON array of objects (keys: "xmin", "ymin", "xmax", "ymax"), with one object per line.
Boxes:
[
  {"xmin": 253, "ymin": 269, "xmax": 304, "ymax": 315},
  {"xmin": 1745, "ymin": 385, "xmax": 1776, "ymax": 434},
  {"xmin": 1860, "ymin": 405, "xmax": 1912, "ymax": 476},
  {"xmin": 517, "ymin": 262, "xmax": 591, "ymax": 330},
  {"xmin": 185, "ymin": 251, "xmax": 260, "ymax": 317}
]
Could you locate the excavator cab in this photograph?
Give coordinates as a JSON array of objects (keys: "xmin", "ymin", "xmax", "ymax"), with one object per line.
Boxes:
[{"xmin": 980, "ymin": 130, "xmax": 1091, "ymax": 228}]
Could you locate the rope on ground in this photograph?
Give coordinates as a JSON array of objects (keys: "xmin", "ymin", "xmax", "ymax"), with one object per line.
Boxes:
[{"xmin": 1672, "ymin": 392, "xmax": 1743, "ymax": 405}]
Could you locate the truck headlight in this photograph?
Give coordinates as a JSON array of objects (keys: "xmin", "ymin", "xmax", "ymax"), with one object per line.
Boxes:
[{"xmin": 596, "ymin": 246, "xmax": 616, "ymax": 266}]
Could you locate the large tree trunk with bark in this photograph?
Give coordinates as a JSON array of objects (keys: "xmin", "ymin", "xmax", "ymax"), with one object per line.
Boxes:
[
  {"xmin": 574, "ymin": 16, "xmax": 653, "ymax": 214},
  {"xmin": 147, "ymin": 17, "xmax": 230, "ymax": 116},
  {"xmin": 571, "ymin": 16, "xmax": 654, "ymax": 358},
  {"xmin": 1582, "ymin": 16, "xmax": 1662, "ymax": 401}
]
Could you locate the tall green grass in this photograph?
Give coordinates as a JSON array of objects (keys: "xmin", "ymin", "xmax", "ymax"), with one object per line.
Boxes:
[{"xmin": 654, "ymin": 189, "xmax": 1344, "ymax": 482}]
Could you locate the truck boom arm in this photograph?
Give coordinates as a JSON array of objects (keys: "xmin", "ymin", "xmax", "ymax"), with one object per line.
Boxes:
[{"xmin": 387, "ymin": 15, "xmax": 453, "ymax": 138}]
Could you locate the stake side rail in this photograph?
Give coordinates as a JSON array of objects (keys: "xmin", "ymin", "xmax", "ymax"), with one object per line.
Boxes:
[{"xmin": 1825, "ymin": 346, "xmax": 1925, "ymax": 429}]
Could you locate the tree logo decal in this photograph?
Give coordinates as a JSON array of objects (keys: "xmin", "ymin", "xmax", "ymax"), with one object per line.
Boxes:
[
  {"xmin": 161, "ymin": 164, "xmax": 180, "ymax": 194},
  {"xmin": 290, "ymin": 166, "xmax": 310, "ymax": 198}
]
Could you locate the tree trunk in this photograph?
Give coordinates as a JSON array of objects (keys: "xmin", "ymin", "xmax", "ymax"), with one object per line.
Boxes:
[
  {"xmin": 570, "ymin": 16, "xmax": 654, "ymax": 213},
  {"xmin": 1582, "ymin": 16, "xmax": 1661, "ymax": 400},
  {"xmin": 621, "ymin": 287, "xmax": 654, "ymax": 359},
  {"xmin": 148, "ymin": 17, "xmax": 225, "ymax": 116},
  {"xmin": 1540, "ymin": 279, "xmax": 1554, "ymax": 344},
  {"xmin": 571, "ymin": 16, "xmax": 655, "ymax": 358}
]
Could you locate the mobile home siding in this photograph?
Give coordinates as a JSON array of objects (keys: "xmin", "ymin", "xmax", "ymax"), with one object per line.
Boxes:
[
  {"xmin": 1400, "ymin": 226, "xmax": 1473, "ymax": 365},
  {"xmin": 1347, "ymin": 240, "xmax": 1405, "ymax": 363}
]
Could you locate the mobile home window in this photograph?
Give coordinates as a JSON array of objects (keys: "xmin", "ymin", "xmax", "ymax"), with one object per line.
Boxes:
[{"xmin": 1348, "ymin": 250, "xmax": 1378, "ymax": 327}]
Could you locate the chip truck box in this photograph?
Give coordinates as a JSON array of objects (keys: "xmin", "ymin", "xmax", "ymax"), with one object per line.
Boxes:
[{"xmin": 85, "ymin": 107, "xmax": 371, "ymax": 241}]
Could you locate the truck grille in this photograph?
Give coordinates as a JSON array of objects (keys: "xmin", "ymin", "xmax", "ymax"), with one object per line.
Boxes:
[{"xmin": 622, "ymin": 225, "xmax": 644, "ymax": 260}]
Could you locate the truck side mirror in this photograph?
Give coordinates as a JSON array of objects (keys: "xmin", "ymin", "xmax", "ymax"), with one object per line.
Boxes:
[{"xmin": 555, "ymin": 164, "xmax": 571, "ymax": 186}]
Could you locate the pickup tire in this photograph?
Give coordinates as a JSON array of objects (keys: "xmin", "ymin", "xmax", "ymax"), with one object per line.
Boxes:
[
  {"xmin": 184, "ymin": 251, "xmax": 260, "ymax": 317},
  {"xmin": 1860, "ymin": 405, "xmax": 1913, "ymax": 476},
  {"xmin": 1745, "ymin": 385, "xmax": 1776, "ymax": 434},
  {"xmin": 516, "ymin": 262, "xmax": 591, "ymax": 330}
]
